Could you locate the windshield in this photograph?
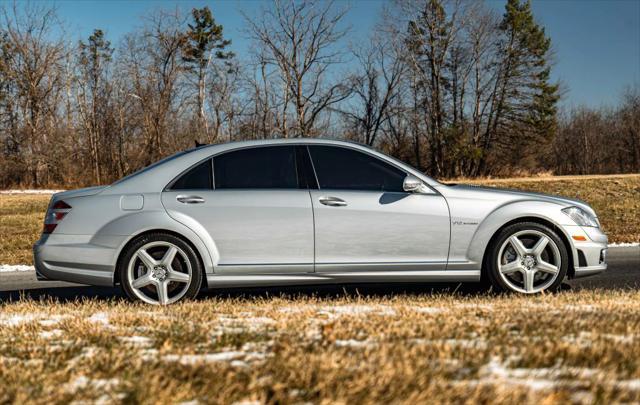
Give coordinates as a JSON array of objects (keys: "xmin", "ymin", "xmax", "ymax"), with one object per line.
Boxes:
[{"xmin": 382, "ymin": 154, "xmax": 443, "ymax": 186}]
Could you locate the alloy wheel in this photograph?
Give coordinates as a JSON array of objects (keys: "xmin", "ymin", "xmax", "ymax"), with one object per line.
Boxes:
[
  {"xmin": 126, "ymin": 241, "xmax": 192, "ymax": 305},
  {"xmin": 497, "ymin": 230, "xmax": 562, "ymax": 293}
]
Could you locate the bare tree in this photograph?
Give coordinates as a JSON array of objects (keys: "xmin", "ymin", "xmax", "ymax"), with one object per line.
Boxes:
[
  {"xmin": 0, "ymin": 3, "xmax": 67, "ymax": 186},
  {"xmin": 244, "ymin": 0, "xmax": 351, "ymax": 137},
  {"xmin": 342, "ymin": 34, "xmax": 406, "ymax": 146},
  {"xmin": 76, "ymin": 29, "xmax": 114, "ymax": 183},
  {"xmin": 120, "ymin": 10, "xmax": 187, "ymax": 165}
]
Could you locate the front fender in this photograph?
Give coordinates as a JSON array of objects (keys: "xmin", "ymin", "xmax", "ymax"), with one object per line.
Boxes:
[
  {"xmin": 466, "ymin": 200, "xmax": 579, "ymax": 268},
  {"xmin": 92, "ymin": 210, "xmax": 216, "ymax": 274}
]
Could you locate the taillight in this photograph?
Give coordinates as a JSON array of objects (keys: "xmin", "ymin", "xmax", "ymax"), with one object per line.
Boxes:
[
  {"xmin": 43, "ymin": 200, "xmax": 71, "ymax": 234},
  {"xmin": 52, "ymin": 200, "xmax": 71, "ymax": 209}
]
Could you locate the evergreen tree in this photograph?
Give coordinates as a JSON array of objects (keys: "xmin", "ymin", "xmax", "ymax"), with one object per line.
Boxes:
[
  {"xmin": 182, "ymin": 6, "xmax": 233, "ymax": 141},
  {"xmin": 484, "ymin": 0, "xmax": 559, "ymax": 172}
]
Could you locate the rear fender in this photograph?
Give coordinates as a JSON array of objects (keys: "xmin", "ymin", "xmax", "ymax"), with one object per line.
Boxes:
[{"xmin": 93, "ymin": 210, "xmax": 216, "ymax": 273}]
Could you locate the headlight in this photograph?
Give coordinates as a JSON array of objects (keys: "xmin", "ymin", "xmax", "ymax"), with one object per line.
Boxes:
[{"xmin": 562, "ymin": 206, "xmax": 599, "ymax": 227}]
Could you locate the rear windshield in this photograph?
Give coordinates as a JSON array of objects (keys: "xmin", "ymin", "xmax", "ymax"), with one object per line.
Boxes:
[{"xmin": 112, "ymin": 150, "xmax": 194, "ymax": 185}]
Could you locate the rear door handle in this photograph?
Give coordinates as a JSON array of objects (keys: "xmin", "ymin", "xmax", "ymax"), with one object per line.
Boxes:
[
  {"xmin": 319, "ymin": 196, "xmax": 347, "ymax": 207},
  {"xmin": 176, "ymin": 195, "xmax": 205, "ymax": 204}
]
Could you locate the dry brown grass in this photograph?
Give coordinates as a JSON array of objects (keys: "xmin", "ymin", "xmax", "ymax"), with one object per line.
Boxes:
[
  {"xmin": 0, "ymin": 194, "xmax": 49, "ymax": 264},
  {"xmin": 1, "ymin": 174, "xmax": 638, "ymax": 265},
  {"xmin": 0, "ymin": 291, "xmax": 639, "ymax": 404}
]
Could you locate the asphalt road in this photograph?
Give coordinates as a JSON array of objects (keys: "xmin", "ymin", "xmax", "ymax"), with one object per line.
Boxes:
[{"xmin": 0, "ymin": 247, "xmax": 637, "ymax": 302}]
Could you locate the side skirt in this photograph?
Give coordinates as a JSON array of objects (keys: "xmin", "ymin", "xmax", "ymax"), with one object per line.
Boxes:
[{"xmin": 205, "ymin": 270, "xmax": 480, "ymax": 289}]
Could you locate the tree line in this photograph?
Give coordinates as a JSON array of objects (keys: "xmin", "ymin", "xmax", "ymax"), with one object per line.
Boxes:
[{"xmin": 0, "ymin": 0, "xmax": 638, "ymax": 188}]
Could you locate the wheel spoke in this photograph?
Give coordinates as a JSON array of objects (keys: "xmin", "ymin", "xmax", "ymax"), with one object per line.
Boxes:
[
  {"xmin": 509, "ymin": 236, "xmax": 528, "ymax": 257},
  {"xmin": 532, "ymin": 236, "xmax": 549, "ymax": 256},
  {"xmin": 536, "ymin": 259, "xmax": 558, "ymax": 274},
  {"xmin": 157, "ymin": 281, "xmax": 169, "ymax": 305},
  {"xmin": 523, "ymin": 270, "xmax": 536, "ymax": 292},
  {"xmin": 500, "ymin": 260, "xmax": 522, "ymax": 275},
  {"xmin": 137, "ymin": 249, "xmax": 157, "ymax": 269},
  {"xmin": 161, "ymin": 246, "xmax": 178, "ymax": 267},
  {"xmin": 167, "ymin": 270, "xmax": 190, "ymax": 283},
  {"xmin": 131, "ymin": 273, "xmax": 153, "ymax": 289}
]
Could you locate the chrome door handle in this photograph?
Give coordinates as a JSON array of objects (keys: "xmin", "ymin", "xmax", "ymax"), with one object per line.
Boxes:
[
  {"xmin": 176, "ymin": 195, "xmax": 205, "ymax": 204},
  {"xmin": 319, "ymin": 196, "xmax": 347, "ymax": 207}
]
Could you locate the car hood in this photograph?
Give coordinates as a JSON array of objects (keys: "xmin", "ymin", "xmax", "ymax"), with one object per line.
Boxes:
[{"xmin": 439, "ymin": 184, "xmax": 596, "ymax": 216}]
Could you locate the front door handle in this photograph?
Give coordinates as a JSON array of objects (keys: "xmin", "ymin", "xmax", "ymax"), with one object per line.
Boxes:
[
  {"xmin": 176, "ymin": 195, "xmax": 205, "ymax": 204},
  {"xmin": 319, "ymin": 196, "xmax": 347, "ymax": 207}
]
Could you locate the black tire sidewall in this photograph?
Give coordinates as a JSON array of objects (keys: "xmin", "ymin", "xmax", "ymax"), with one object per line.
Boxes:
[
  {"xmin": 119, "ymin": 232, "xmax": 203, "ymax": 303},
  {"xmin": 486, "ymin": 222, "xmax": 568, "ymax": 293}
]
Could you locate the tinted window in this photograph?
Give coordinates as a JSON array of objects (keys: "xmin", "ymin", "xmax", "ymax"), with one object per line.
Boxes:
[
  {"xmin": 170, "ymin": 158, "xmax": 213, "ymax": 190},
  {"xmin": 214, "ymin": 146, "xmax": 298, "ymax": 189},
  {"xmin": 308, "ymin": 146, "xmax": 405, "ymax": 192}
]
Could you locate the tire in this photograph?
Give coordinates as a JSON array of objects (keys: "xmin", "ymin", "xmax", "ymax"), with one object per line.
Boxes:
[
  {"xmin": 119, "ymin": 232, "xmax": 203, "ymax": 305},
  {"xmin": 485, "ymin": 222, "xmax": 568, "ymax": 294}
]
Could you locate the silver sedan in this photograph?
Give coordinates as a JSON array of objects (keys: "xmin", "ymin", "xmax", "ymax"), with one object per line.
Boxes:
[{"xmin": 33, "ymin": 139, "xmax": 608, "ymax": 304}]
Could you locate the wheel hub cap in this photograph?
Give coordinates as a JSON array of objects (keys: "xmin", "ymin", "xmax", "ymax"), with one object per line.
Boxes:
[
  {"xmin": 152, "ymin": 266, "xmax": 168, "ymax": 281},
  {"xmin": 522, "ymin": 255, "xmax": 536, "ymax": 270}
]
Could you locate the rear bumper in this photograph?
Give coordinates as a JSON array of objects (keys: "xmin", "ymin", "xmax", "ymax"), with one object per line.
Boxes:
[{"xmin": 33, "ymin": 234, "xmax": 121, "ymax": 286}]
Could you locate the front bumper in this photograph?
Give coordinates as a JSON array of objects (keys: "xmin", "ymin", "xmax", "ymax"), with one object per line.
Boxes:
[
  {"xmin": 566, "ymin": 225, "xmax": 608, "ymax": 279},
  {"xmin": 33, "ymin": 234, "xmax": 121, "ymax": 286}
]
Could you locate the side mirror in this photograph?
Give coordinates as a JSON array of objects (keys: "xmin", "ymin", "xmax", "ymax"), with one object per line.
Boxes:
[{"xmin": 403, "ymin": 174, "xmax": 426, "ymax": 193}]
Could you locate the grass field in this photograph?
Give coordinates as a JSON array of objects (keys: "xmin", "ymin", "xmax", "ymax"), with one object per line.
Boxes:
[
  {"xmin": 1, "ymin": 291, "xmax": 639, "ymax": 404},
  {"xmin": 1, "ymin": 174, "xmax": 638, "ymax": 265},
  {"xmin": 0, "ymin": 176, "xmax": 639, "ymax": 404}
]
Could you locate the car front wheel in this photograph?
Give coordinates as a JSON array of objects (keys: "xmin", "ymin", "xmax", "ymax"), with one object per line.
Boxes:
[
  {"xmin": 486, "ymin": 222, "xmax": 568, "ymax": 294},
  {"xmin": 119, "ymin": 233, "xmax": 203, "ymax": 305}
]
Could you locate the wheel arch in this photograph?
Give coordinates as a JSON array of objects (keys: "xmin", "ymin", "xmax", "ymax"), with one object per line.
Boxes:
[
  {"xmin": 480, "ymin": 216, "xmax": 575, "ymax": 279},
  {"xmin": 113, "ymin": 228, "xmax": 209, "ymax": 288}
]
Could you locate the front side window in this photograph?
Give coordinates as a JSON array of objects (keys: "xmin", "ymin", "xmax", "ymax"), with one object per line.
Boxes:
[
  {"xmin": 214, "ymin": 146, "xmax": 298, "ymax": 189},
  {"xmin": 308, "ymin": 145, "xmax": 406, "ymax": 192},
  {"xmin": 170, "ymin": 158, "xmax": 212, "ymax": 190}
]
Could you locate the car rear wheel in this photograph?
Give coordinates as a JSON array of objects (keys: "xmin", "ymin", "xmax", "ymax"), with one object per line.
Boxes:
[
  {"xmin": 486, "ymin": 222, "xmax": 568, "ymax": 294},
  {"xmin": 119, "ymin": 233, "xmax": 202, "ymax": 305}
]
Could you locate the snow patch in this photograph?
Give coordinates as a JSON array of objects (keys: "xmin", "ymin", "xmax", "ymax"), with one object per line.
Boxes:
[
  {"xmin": 0, "ymin": 264, "xmax": 34, "ymax": 273},
  {"xmin": 119, "ymin": 336, "xmax": 153, "ymax": 347},
  {"xmin": 317, "ymin": 304, "xmax": 397, "ymax": 318},
  {"xmin": 0, "ymin": 314, "xmax": 38, "ymax": 326},
  {"xmin": 39, "ymin": 329, "xmax": 64, "ymax": 339},
  {"xmin": 87, "ymin": 312, "xmax": 113, "ymax": 329},
  {"xmin": 335, "ymin": 339, "xmax": 377, "ymax": 348},
  {"xmin": 65, "ymin": 375, "xmax": 121, "ymax": 394},
  {"xmin": 39, "ymin": 315, "xmax": 70, "ymax": 327},
  {"xmin": 455, "ymin": 357, "xmax": 640, "ymax": 394},
  {"xmin": 0, "ymin": 356, "xmax": 44, "ymax": 366},
  {"xmin": 563, "ymin": 331, "xmax": 636, "ymax": 347},
  {"xmin": 67, "ymin": 346, "xmax": 102, "ymax": 367},
  {"xmin": 411, "ymin": 338, "xmax": 488, "ymax": 350},
  {"xmin": 163, "ymin": 351, "xmax": 248, "ymax": 365},
  {"xmin": 0, "ymin": 189, "xmax": 63, "ymax": 195},
  {"xmin": 609, "ymin": 242, "xmax": 640, "ymax": 247},
  {"xmin": 411, "ymin": 306, "xmax": 444, "ymax": 314}
]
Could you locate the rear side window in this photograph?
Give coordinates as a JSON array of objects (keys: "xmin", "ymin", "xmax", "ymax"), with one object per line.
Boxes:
[
  {"xmin": 308, "ymin": 146, "xmax": 405, "ymax": 192},
  {"xmin": 214, "ymin": 146, "xmax": 298, "ymax": 189},
  {"xmin": 170, "ymin": 159, "xmax": 212, "ymax": 190}
]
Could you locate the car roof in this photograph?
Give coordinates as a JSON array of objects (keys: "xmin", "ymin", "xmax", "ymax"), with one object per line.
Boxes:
[{"xmin": 194, "ymin": 137, "xmax": 365, "ymax": 151}]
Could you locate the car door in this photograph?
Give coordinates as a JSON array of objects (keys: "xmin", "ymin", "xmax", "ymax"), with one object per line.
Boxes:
[
  {"xmin": 307, "ymin": 145, "xmax": 450, "ymax": 272},
  {"xmin": 161, "ymin": 145, "xmax": 314, "ymax": 274}
]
